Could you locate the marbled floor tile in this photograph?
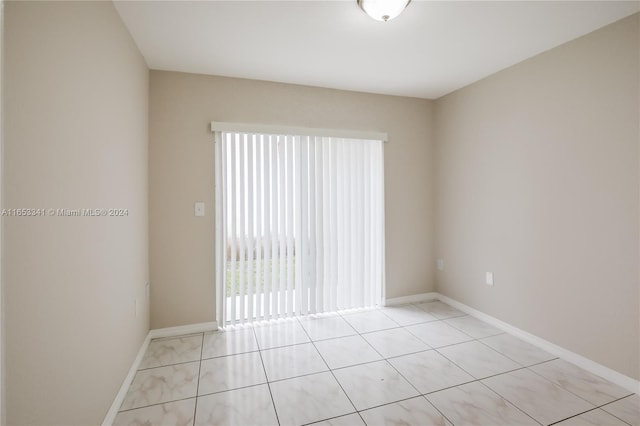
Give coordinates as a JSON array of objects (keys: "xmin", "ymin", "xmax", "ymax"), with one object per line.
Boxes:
[
  {"xmin": 482, "ymin": 368, "xmax": 594, "ymax": 425},
  {"xmin": 359, "ymin": 396, "xmax": 453, "ymax": 426},
  {"xmin": 198, "ymin": 351, "xmax": 267, "ymax": 395},
  {"xmin": 253, "ymin": 320, "xmax": 310, "ymax": 349},
  {"xmin": 480, "ymin": 333, "xmax": 555, "ymax": 366},
  {"xmin": 270, "ymin": 371, "xmax": 354, "ymax": 425},
  {"xmin": 332, "ymin": 360, "xmax": 419, "ymax": 411},
  {"xmin": 202, "ymin": 328, "xmax": 258, "ymax": 359},
  {"xmin": 530, "ymin": 359, "xmax": 632, "ymax": 406},
  {"xmin": 362, "ymin": 327, "xmax": 430, "ymax": 358},
  {"xmin": 298, "ymin": 316, "xmax": 357, "ymax": 341},
  {"xmin": 378, "ymin": 304, "xmax": 439, "ymax": 326},
  {"xmin": 314, "ymin": 335, "xmax": 382, "ymax": 369},
  {"xmin": 121, "ymin": 362, "xmax": 199, "ymax": 411},
  {"xmin": 426, "ymin": 381, "xmax": 538, "ymax": 426},
  {"xmin": 140, "ymin": 335, "xmax": 203, "ymax": 369},
  {"xmin": 555, "ymin": 408, "xmax": 630, "ymax": 426},
  {"xmin": 437, "ymin": 340, "xmax": 521, "ymax": 379},
  {"xmin": 444, "ymin": 315, "xmax": 504, "ymax": 339},
  {"xmin": 602, "ymin": 394, "xmax": 640, "ymax": 426},
  {"xmin": 415, "ymin": 301, "xmax": 465, "ymax": 319},
  {"xmin": 341, "ymin": 309, "xmax": 400, "ymax": 333},
  {"xmin": 308, "ymin": 413, "xmax": 365, "ymax": 426},
  {"xmin": 114, "ymin": 398, "xmax": 195, "ymax": 426},
  {"xmin": 195, "ymin": 384, "xmax": 278, "ymax": 426},
  {"xmin": 405, "ymin": 321, "xmax": 473, "ymax": 348},
  {"xmin": 388, "ymin": 350, "xmax": 474, "ymax": 394},
  {"xmin": 261, "ymin": 342, "xmax": 328, "ymax": 381}
]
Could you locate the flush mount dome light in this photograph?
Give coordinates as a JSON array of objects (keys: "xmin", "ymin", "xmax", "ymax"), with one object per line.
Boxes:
[{"xmin": 357, "ymin": 0, "xmax": 411, "ymax": 22}]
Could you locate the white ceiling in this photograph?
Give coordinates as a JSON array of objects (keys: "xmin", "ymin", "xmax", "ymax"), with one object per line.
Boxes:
[{"xmin": 114, "ymin": 1, "xmax": 640, "ymax": 99}]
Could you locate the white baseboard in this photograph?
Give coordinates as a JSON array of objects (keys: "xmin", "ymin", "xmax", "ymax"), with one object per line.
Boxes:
[
  {"xmin": 101, "ymin": 333, "xmax": 151, "ymax": 426},
  {"xmin": 435, "ymin": 293, "xmax": 640, "ymax": 395},
  {"xmin": 148, "ymin": 321, "xmax": 219, "ymax": 340},
  {"xmin": 102, "ymin": 321, "xmax": 219, "ymax": 425},
  {"xmin": 384, "ymin": 292, "xmax": 438, "ymax": 306}
]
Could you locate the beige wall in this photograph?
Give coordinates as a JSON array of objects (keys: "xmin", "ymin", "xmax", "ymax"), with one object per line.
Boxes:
[
  {"xmin": 0, "ymin": 1, "xmax": 5, "ymax": 423},
  {"xmin": 4, "ymin": 2, "xmax": 149, "ymax": 424},
  {"xmin": 435, "ymin": 14, "xmax": 639, "ymax": 379},
  {"xmin": 149, "ymin": 71, "xmax": 434, "ymax": 328}
]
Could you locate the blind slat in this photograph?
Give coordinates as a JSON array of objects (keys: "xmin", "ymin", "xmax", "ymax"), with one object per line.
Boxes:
[
  {"xmin": 229, "ymin": 134, "xmax": 238, "ymax": 325},
  {"xmin": 298, "ymin": 136, "xmax": 307, "ymax": 315},
  {"xmin": 263, "ymin": 136, "xmax": 271, "ymax": 321},
  {"xmin": 278, "ymin": 135, "xmax": 287, "ymax": 319},
  {"xmin": 308, "ymin": 137, "xmax": 317, "ymax": 314},
  {"xmin": 247, "ymin": 135, "xmax": 255, "ymax": 321}
]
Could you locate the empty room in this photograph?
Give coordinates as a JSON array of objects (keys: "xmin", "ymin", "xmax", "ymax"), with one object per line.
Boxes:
[{"xmin": 2, "ymin": 0, "xmax": 639, "ymax": 425}]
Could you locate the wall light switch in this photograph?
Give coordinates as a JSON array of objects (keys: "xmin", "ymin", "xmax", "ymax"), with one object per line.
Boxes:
[
  {"xmin": 195, "ymin": 202, "xmax": 205, "ymax": 217},
  {"xmin": 437, "ymin": 259, "xmax": 444, "ymax": 271},
  {"xmin": 486, "ymin": 272, "xmax": 494, "ymax": 286}
]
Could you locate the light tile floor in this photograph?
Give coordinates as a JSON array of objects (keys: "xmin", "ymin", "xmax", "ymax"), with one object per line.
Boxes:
[{"xmin": 114, "ymin": 300, "xmax": 639, "ymax": 426}]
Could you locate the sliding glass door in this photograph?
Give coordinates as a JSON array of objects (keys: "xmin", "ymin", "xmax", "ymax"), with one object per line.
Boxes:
[{"xmin": 215, "ymin": 130, "xmax": 384, "ymax": 326}]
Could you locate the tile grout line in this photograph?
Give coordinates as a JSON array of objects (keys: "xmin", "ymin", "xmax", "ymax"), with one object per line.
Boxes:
[
  {"xmin": 192, "ymin": 333, "xmax": 205, "ymax": 426},
  {"xmin": 116, "ymin": 396, "xmax": 197, "ymax": 414},
  {"xmin": 299, "ymin": 412, "xmax": 359, "ymax": 426},
  {"xmin": 195, "ymin": 382, "xmax": 278, "ymax": 400},
  {"xmin": 358, "ymin": 394, "xmax": 457, "ymax": 424},
  {"xmin": 420, "ymin": 378, "xmax": 478, "ymax": 396},
  {"xmin": 546, "ymin": 406, "xmax": 617, "ymax": 426},
  {"xmin": 596, "ymin": 395, "xmax": 637, "ymax": 426},
  {"xmin": 137, "ymin": 358, "xmax": 203, "ymax": 372},
  {"xmin": 252, "ymin": 326, "xmax": 282, "ymax": 426},
  {"xmin": 474, "ymin": 380, "xmax": 544, "ymax": 426}
]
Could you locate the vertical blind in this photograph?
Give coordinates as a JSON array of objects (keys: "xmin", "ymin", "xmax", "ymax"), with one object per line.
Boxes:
[{"xmin": 215, "ymin": 130, "xmax": 384, "ymax": 326}]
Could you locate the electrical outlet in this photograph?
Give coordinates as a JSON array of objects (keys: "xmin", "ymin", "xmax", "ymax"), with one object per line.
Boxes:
[
  {"xmin": 145, "ymin": 282, "xmax": 150, "ymax": 299},
  {"xmin": 437, "ymin": 259, "xmax": 444, "ymax": 271},
  {"xmin": 486, "ymin": 272, "xmax": 494, "ymax": 286},
  {"xmin": 134, "ymin": 299, "xmax": 139, "ymax": 317}
]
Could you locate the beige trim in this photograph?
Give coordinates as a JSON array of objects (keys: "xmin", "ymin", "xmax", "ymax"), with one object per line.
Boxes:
[{"xmin": 210, "ymin": 121, "xmax": 388, "ymax": 142}]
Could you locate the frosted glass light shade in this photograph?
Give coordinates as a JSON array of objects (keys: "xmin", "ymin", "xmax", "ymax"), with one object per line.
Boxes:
[{"xmin": 357, "ymin": 0, "xmax": 411, "ymax": 22}]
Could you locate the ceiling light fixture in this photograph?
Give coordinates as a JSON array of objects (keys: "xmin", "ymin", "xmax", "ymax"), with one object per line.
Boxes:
[{"xmin": 357, "ymin": 0, "xmax": 411, "ymax": 22}]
